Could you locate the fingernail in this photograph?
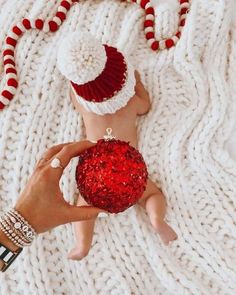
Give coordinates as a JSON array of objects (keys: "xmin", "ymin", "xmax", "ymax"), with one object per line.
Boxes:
[
  {"xmin": 89, "ymin": 140, "xmax": 97, "ymax": 143},
  {"xmin": 98, "ymin": 212, "xmax": 109, "ymax": 218}
]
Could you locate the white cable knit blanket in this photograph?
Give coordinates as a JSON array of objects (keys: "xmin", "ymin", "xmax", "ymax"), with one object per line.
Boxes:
[{"xmin": 0, "ymin": 0, "xmax": 236, "ymax": 294}]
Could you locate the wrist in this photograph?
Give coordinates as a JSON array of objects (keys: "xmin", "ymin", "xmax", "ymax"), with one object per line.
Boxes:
[
  {"xmin": 0, "ymin": 207, "xmax": 37, "ymax": 249},
  {"xmin": 14, "ymin": 199, "xmax": 39, "ymax": 234}
]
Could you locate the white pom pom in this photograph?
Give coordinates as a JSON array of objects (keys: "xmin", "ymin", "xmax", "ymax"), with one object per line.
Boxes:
[{"xmin": 57, "ymin": 32, "xmax": 107, "ymax": 84}]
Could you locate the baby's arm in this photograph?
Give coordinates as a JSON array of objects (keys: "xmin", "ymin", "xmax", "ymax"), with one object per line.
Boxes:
[{"xmin": 134, "ymin": 71, "xmax": 151, "ymax": 115}]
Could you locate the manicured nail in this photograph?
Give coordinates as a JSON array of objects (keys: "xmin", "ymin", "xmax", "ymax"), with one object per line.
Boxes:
[
  {"xmin": 98, "ymin": 212, "xmax": 109, "ymax": 217},
  {"xmin": 89, "ymin": 140, "xmax": 97, "ymax": 143}
]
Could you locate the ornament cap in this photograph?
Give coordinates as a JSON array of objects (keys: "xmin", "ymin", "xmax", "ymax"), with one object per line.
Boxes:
[{"xmin": 103, "ymin": 128, "xmax": 116, "ymax": 141}]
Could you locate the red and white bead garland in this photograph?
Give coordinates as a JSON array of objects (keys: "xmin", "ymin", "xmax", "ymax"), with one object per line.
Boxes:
[
  {"xmin": 0, "ymin": 0, "xmax": 190, "ymax": 111},
  {"xmin": 131, "ymin": 0, "xmax": 190, "ymax": 51},
  {"xmin": 0, "ymin": 0, "xmax": 78, "ymax": 110}
]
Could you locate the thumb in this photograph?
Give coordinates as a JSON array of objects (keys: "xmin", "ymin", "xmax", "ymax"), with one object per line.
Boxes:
[{"xmin": 66, "ymin": 205, "xmax": 109, "ymax": 222}]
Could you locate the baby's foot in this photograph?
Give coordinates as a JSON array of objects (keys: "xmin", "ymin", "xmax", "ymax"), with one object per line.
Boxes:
[
  {"xmin": 67, "ymin": 245, "xmax": 90, "ymax": 261},
  {"xmin": 152, "ymin": 219, "xmax": 178, "ymax": 246}
]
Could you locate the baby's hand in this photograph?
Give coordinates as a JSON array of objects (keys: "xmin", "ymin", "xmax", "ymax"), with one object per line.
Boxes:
[
  {"xmin": 135, "ymin": 70, "xmax": 141, "ymax": 83},
  {"xmin": 134, "ymin": 70, "xmax": 151, "ymax": 115}
]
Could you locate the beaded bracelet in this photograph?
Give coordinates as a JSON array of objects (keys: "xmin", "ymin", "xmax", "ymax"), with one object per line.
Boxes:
[
  {"xmin": 8, "ymin": 209, "xmax": 36, "ymax": 237},
  {"xmin": 0, "ymin": 208, "xmax": 37, "ymax": 248},
  {"xmin": 0, "ymin": 222, "xmax": 30, "ymax": 248},
  {"xmin": 4, "ymin": 212, "xmax": 34, "ymax": 244}
]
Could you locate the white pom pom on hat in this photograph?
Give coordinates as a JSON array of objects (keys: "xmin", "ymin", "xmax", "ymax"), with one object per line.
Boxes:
[
  {"xmin": 57, "ymin": 32, "xmax": 136, "ymax": 115},
  {"xmin": 57, "ymin": 32, "xmax": 107, "ymax": 84}
]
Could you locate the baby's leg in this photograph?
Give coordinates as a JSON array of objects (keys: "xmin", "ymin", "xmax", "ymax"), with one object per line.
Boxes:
[
  {"xmin": 68, "ymin": 196, "xmax": 96, "ymax": 260},
  {"xmin": 138, "ymin": 179, "xmax": 178, "ymax": 245}
]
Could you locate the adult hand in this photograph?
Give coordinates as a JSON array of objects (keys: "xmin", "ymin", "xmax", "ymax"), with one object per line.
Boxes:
[{"xmin": 14, "ymin": 140, "xmax": 107, "ymax": 234}]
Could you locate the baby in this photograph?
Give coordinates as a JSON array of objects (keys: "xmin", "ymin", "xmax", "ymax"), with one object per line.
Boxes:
[{"xmin": 57, "ymin": 33, "xmax": 178, "ymax": 260}]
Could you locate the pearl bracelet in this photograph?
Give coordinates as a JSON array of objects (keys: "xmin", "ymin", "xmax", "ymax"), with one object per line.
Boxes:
[
  {"xmin": 0, "ymin": 208, "xmax": 37, "ymax": 248},
  {"xmin": 2, "ymin": 218, "xmax": 30, "ymax": 245},
  {"xmin": 0, "ymin": 222, "xmax": 30, "ymax": 247}
]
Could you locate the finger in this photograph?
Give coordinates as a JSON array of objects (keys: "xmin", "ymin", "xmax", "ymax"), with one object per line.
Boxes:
[
  {"xmin": 48, "ymin": 140, "xmax": 96, "ymax": 178},
  {"xmin": 35, "ymin": 157, "xmax": 49, "ymax": 169},
  {"xmin": 135, "ymin": 70, "xmax": 141, "ymax": 81},
  {"xmin": 66, "ymin": 205, "xmax": 109, "ymax": 223},
  {"xmin": 43, "ymin": 142, "xmax": 74, "ymax": 161},
  {"xmin": 76, "ymin": 194, "xmax": 90, "ymax": 206},
  {"xmin": 36, "ymin": 142, "xmax": 74, "ymax": 169}
]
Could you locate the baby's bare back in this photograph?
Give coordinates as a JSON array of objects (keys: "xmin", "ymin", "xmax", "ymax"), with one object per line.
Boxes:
[
  {"xmin": 72, "ymin": 89, "xmax": 161, "ymax": 206},
  {"xmin": 70, "ymin": 72, "xmax": 151, "ymax": 148},
  {"xmin": 71, "ymin": 92, "xmax": 144, "ymax": 148}
]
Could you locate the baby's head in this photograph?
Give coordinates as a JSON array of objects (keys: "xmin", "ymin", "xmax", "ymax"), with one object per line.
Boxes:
[{"xmin": 57, "ymin": 32, "xmax": 136, "ymax": 115}]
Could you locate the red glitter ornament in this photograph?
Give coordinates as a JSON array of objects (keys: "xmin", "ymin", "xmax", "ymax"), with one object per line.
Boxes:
[{"xmin": 75, "ymin": 130, "xmax": 148, "ymax": 213}]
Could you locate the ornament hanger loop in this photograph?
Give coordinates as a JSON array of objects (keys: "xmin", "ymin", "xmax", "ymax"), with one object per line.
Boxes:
[{"xmin": 104, "ymin": 127, "xmax": 116, "ymax": 141}]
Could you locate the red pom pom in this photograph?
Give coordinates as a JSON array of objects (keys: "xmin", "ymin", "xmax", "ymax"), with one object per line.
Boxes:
[
  {"xmin": 6, "ymin": 68, "xmax": 17, "ymax": 74},
  {"xmin": 180, "ymin": 19, "xmax": 186, "ymax": 26},
  {"xmin": 144, "ymin": 20, "xmax": 154, "ymax": 27},
  {"xmin": 22, "ymin": 19, "xmax": 31, "ymax": 30},
  {"xmin": 12, "ymin": 26, "xmax": 23, "ymax": 36},
  {"xmin": 61, "ymin": 1, "xmax": 71, "ymax": 10},
  {"xmin": 49, "ymin": 21, "xmax": 58, "ymax": 32},
  {"xmin": 2, "ymin": 90, "xmax": 13, "ymax": 100},
  {"xmin": 151, "ymin": 41, "xmax": 159, "ymax": 50},
  {"xmin": 140, "ymin": 0, "xmax": 149, "ymax": 9},
  {"xmin": 35, "ymin": 19, "xmax": 44, "ymax": 29},
  {"xmin": 165, "ymin": 38, "xmax": 174, "ymax": 48},
  {"xmin": 146, "ymin": 32, "xmax": 155, "ymax": 40},
  {"xmin": 4, "ymin": 59, "xmax": 15, "ymax": 66},
  {"xmin": 75, "ymin": 139, "xmax": 148, "ymax": 213},
  {"xmin": 56, "ymin": 11, "xmax": 66, "ymax": 21},
  {"xmin": 0, "ymin": 102, "xmax": 5, "ymax": 109},
  {"xmin": 6, "ymin": 37, "xmax": 17, "ymax": 47},
  {"xmin": 145, "ymin": 7, "xmax": 154, "ymax": 15},
  {"xmin": 180, "ymin": 0, "xmax": 188, "ymax": 3},
  {"xmin": 180, "ymin": 7, "xmax": 188, "ymax": 15},
  {"xmin": 3, "ymin": 49, "xmax": 14, "ymax": 57},
  {"xmin": 176, "ymin": 31, "xmax": 181, "ymax": 38},
  {"xmin": 7, "ymin": 79, "xmax": 18, "ymax": 88}
]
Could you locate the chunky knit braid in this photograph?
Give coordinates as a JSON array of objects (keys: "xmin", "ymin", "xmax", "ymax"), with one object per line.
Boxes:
[{"xmin": 1, "ymin": 1, "xmax": 235, "ymax": 294}]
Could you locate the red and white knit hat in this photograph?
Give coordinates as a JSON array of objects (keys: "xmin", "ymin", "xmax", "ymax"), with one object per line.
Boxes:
[{"xmin": 57, "ymin": 32, "xmax": 136, "ymax": 115}]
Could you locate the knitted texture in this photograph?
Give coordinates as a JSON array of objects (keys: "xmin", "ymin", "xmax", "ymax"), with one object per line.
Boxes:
[
  {"xmin": 57, "ymin": 32, "xmax": 107, "ymax": 84},
  {"xmin": 0, "ymin": 0, "xmax": 236, "ymax": 294},
  {"xmin": 72, "ymin": 55, "xmax": 136, "ymax": 115}
]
